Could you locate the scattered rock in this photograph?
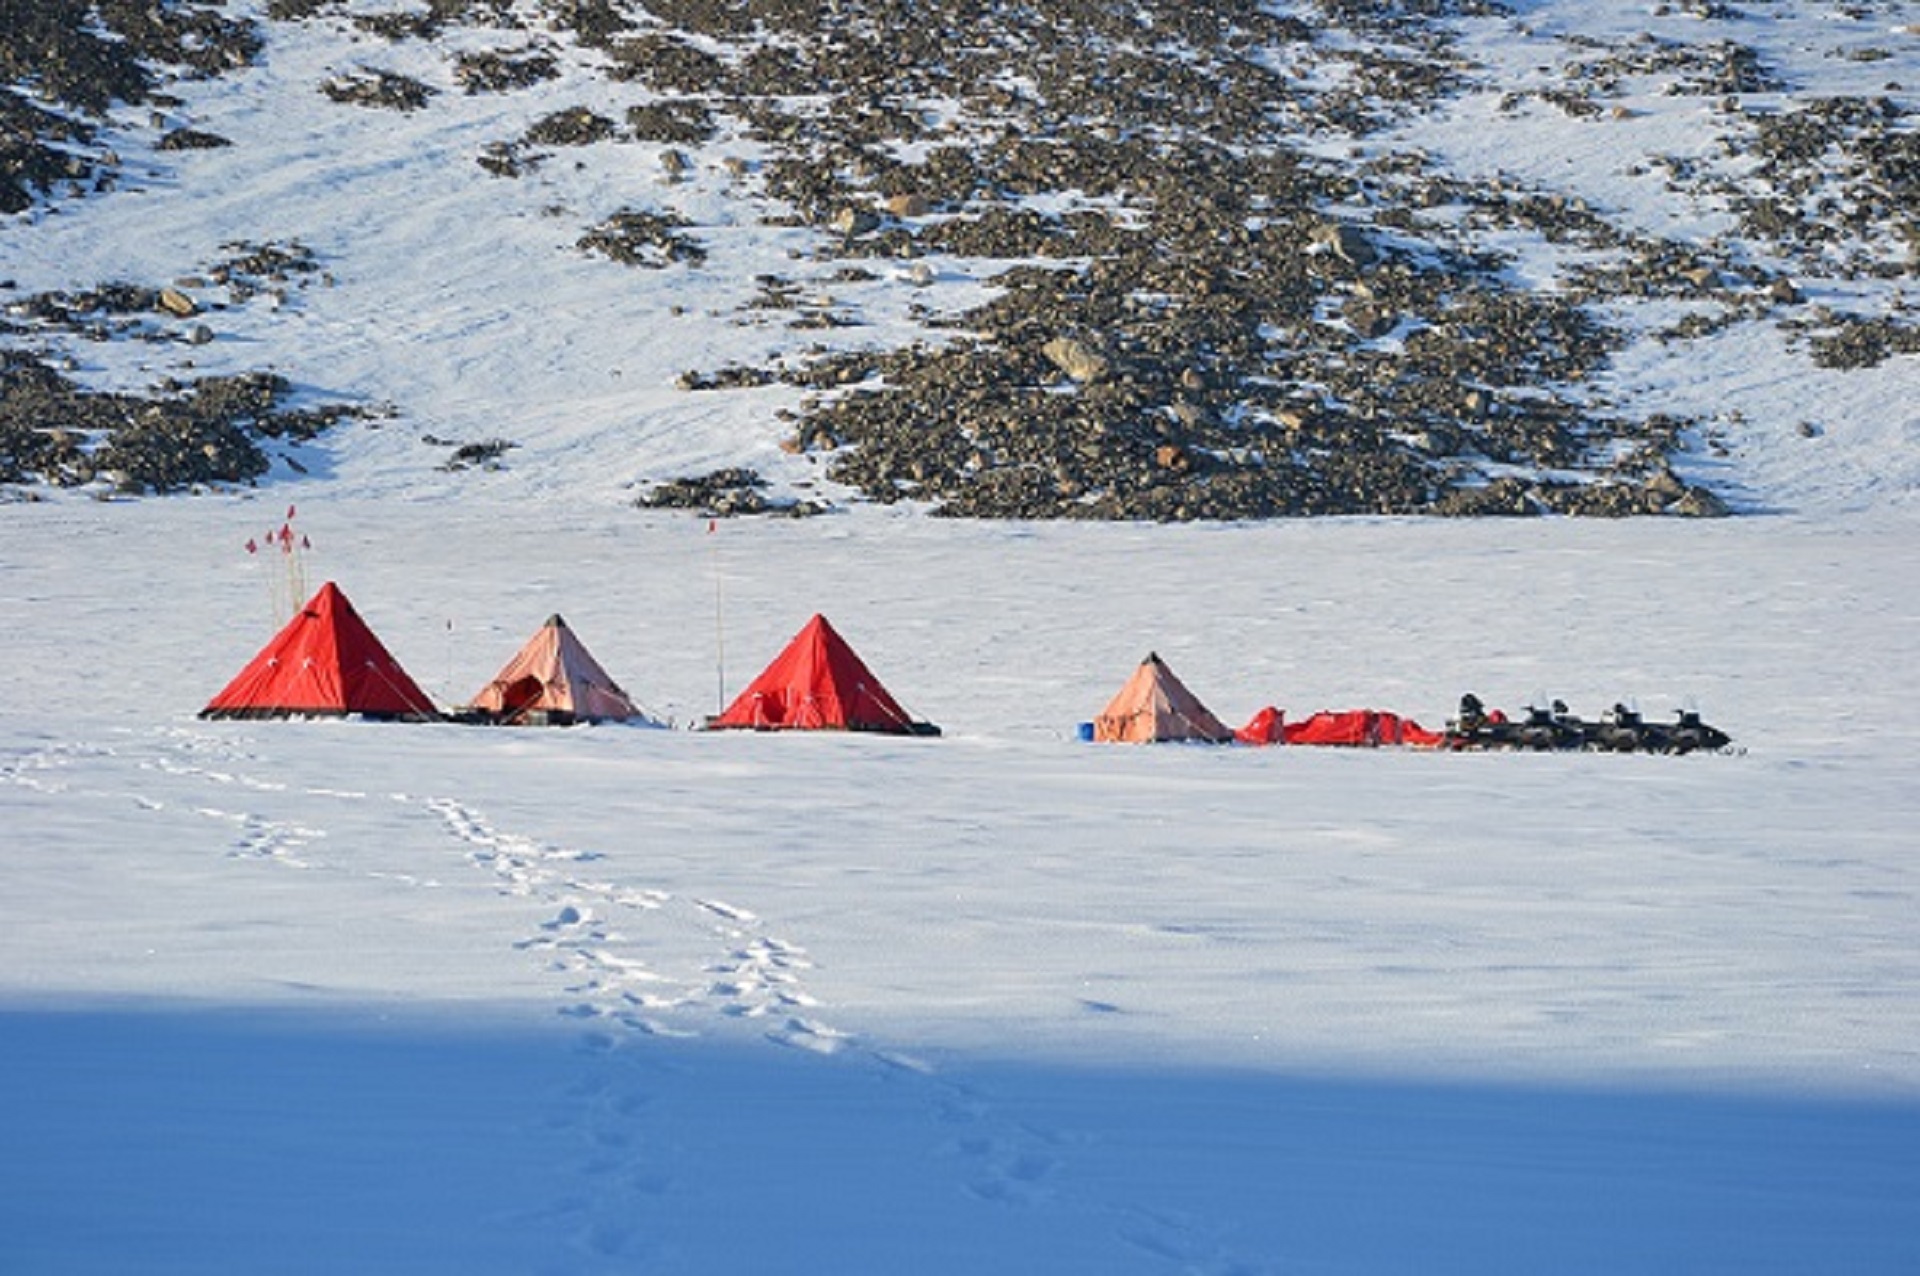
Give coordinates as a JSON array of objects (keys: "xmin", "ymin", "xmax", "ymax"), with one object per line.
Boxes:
[
  {"xmin": 1668, "ymin": 485, "xmax": 1731, "ymax": 517},
  {"xmin": 157, "ymin": 287, "xmax": 198, "ymax": 317},
  {"xmin": 637, "ymin": 468, "xmax": 828, "ymax": 517},
  {"xmin": 1341, "ymin": 298, "xmax": 1397, "ymax": 339},
  {"xmin": 454, "ymin": 46, "xmax": 561, "ymax": 94},
  {"xmin": 0, "ymin": 356, "xmax": 360, "ymax": 493},
  {"xmin": 678, "ymin": 365, "xmax": 775, "ymax": 391},
  {"xmin": 524, "ymin": 106, "xmax": 616, "ymax": 147},
  {"xmin": 9, "ymin": 0, "xmax": 1853, "ymax": 518},
  {"xmin": 577, "ymin": 209, "xmax": 707, "ymax": 268},
  {"xmin": 1040, "ymin": 336, "xmax": 1113, "ymax": 384},
  {"xmin": 1315, "ymin": 222, "xmax": 1379, "ymax": 268},
  {"xmin": 435, "ymin": 437, "xmax": 518, "ymax": 471},
  {"xmin": 829, "ymin": 207, "xmax": 882, "ymax": 237},
  {"xmin": 1803, "ymin": 314, "xmax": 1920, "ymax": 369},
  {"xmin": 626, "ymin": 99, "xmax": 715, "ymax": 144},
  {"xmin": 156, "ymin": 127, "xmax": 231, "ymax": 150},
  {"xmin": 321, "ymin": 69, "xmax": 436, "ymax": 112}
]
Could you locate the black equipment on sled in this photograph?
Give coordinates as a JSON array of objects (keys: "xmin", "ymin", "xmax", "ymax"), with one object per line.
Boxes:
[{"xmin": 1444, "ymin": 696, "xmax": 1731, "ymax": 754}]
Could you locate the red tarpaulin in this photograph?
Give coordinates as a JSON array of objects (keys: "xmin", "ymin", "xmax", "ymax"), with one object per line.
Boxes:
[{"xmin": 1236, "ymin": 707, "xmax": 1443, "ymax": 748}]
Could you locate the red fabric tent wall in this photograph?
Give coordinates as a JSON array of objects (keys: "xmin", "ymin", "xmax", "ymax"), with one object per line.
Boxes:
[
  {"xmin": 201, "ymin": 581, "xmax": 438, "ymax": 720},
  {"xmin": 709, "ymin": 614, "xmax": 934, "ymax": 734}
]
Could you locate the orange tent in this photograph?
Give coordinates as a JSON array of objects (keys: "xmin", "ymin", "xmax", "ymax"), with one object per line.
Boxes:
[
  {"xmin": 1093, "ymin": 653, "xmax": 1232, "ymax": 743},
  {"xmin": 708, "ymin": 614, "xmax": 939, "ymax": 735},
  {"xmin": 201, "ymin": 581, "xmax": 438, "ymax": 721},
  {"xmin": 468, "ymin": 614, "xmax": 649, "ymax": 725}
]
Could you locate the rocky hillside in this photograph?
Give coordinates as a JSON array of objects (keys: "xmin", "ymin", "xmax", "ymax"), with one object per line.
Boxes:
[{"xmin": 2, "ymin": 0, "xmax": 1916, "ymax": 516}]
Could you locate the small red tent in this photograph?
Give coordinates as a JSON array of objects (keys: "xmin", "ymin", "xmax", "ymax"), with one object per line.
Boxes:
[
  {"xmin": 708, "ymin": 614, "xmax": 939, "ymax": 735},
  {"xmin": 201, "ymin": 581, "xmax": 438, "ymax": 721}
]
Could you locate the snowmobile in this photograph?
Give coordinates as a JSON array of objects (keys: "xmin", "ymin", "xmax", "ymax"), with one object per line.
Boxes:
[
  {"xmin": 1444, "ymin": 693, "xmax": 1518, "ymax": 750},
  {"xmin": 1590, "ymin": 703, "xmax": 1648, "ymax": 752},
  {"xmin": 1639, "ymin": 709, "xmax": 1734, "ymax": 755},
  {"xmin": 1513, "ymin": 700, "xmax": 1590, "ymax": 751}
]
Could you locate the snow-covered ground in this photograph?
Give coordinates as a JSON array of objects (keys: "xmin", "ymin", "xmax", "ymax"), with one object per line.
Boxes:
[
  {"xmin": 4, "ymin": 500, "xmax": 1917, "ymax": 1274},
  {"xmin": 3, "ymin": 1, "xmax": 1919, "ymax": 1272}
]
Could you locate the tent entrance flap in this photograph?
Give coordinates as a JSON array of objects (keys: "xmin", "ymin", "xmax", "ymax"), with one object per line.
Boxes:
[{"xmin": 499, "ymin": 674, "xmax": 545, "ymax": 717}]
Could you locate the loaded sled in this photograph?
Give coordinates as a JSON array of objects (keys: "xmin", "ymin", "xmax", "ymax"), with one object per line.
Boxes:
[{"xmin": 1445, "ymin": 696, "xmax": 1732, "ymax": 754}]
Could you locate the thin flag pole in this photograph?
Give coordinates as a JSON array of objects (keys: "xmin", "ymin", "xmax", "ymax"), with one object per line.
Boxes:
[
  {"xmin": 280, "ymin": 504, "xmax": 304, "ymax": 617},
  {"xmin": 709, "ymin": 518, "xmax": 726, "ymax": 714}
]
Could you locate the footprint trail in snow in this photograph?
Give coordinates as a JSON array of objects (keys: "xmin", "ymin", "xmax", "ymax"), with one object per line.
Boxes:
[{"xmin": 14, "ymin": 726, "xmax": 1274, "ymax": 1275}]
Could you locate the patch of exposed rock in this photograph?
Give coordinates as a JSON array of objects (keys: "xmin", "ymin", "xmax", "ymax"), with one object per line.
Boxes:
[
  {"xmin": 577, "ymin": 208, "xmax": 708, "ymax": 268},
  {"xmin": 0, "ymin": 356, "xmax": 362, "ymax": 493},
  {"xmin": 321, "ymin": 68, "xmax": 437, "ymax": 112},
  {"xmin": 0, "ymin": 0, "xmax": 260, "ymax": 212},
  {"xmin": 637, "ymin": 468, "xmax": 829, "ymax": 518},
  {"xmin": 0, "ymin": 239, "xmax": 360, "ymax": 495},
  {"xmin": 9, "ymin": 0, "xmax": 1908, "ymax": 516}
]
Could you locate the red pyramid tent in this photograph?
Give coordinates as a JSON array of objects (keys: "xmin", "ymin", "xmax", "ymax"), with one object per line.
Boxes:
[
  {"xmin": 1093, "ymin": 653, "xmax": 1232, "ymax": 743},
  {"xmin": 201, "ymin": 581, "xmax": 438, "ymax": 721},
  {"xmin": 708, "ymin": 614, "xmax": 938, "ymax": 735},
  {"xmin": 468, "ymin": 614, "xmax": 649, "ymax": 725}
]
